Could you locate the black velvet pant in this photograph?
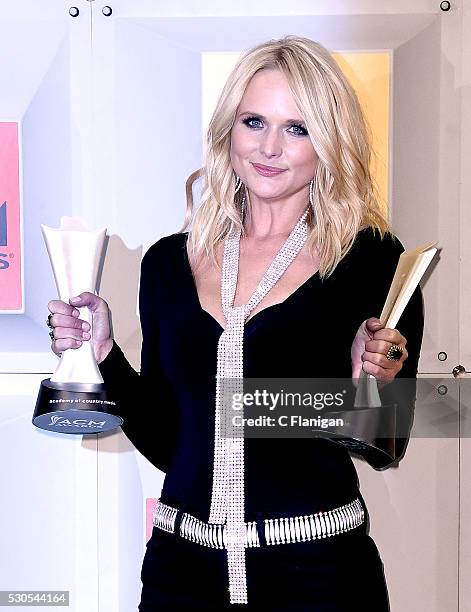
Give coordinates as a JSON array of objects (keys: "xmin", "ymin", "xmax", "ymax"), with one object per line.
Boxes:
[{"xmin": 139, "ymin": 522, "xmax": 390, "ymax": 611}]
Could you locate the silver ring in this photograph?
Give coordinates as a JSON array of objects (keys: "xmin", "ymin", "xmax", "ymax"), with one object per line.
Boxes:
[
  {"xmin": 48, "ymin": 330, "xmax": 55, "ymax": 341},
  {"xmin": 386, "ymin": 344, "xmax": 403, "ymax": 361},
  {"xmin": 46, "ymin": 314, "xmax": 54, "ymax": 330}
]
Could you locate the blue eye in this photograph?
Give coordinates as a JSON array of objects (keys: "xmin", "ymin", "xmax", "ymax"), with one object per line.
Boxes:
[
  {"xmin": 242, "ymin": 116, "xmax": 264, "ymax": 129},
  {"xmin": 287, "ymin": 123, "xmax": 308, "ymax": 136}
]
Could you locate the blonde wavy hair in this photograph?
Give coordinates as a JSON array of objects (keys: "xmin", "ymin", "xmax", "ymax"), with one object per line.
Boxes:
[{"xmin": 181, "ymin": 35, "xmax": 389, "ymax": 278}]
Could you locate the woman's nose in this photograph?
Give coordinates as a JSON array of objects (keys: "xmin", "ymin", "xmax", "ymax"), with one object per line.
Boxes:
[{"xmin": 260, "ymin": 128, "xmax": 282, "ymax": 158}]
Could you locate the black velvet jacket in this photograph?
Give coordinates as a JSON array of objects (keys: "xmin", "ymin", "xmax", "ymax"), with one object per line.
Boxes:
[{"xmin": 99, "ymin": 228, "xmax": 424, "ymax": 522}]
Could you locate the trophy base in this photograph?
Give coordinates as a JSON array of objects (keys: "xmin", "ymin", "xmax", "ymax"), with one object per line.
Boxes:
[
  {"xmin": 310, "ymin": 403, "xmax": 397, "ymax": 468},
  {"xmin": 33, "ymin": 378, "xmax": 123, "ymax": 434}
]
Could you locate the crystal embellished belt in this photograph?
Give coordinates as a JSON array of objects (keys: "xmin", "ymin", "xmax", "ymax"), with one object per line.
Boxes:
[{"xmin": 152, "ymin": 497, "xmax": 365, "ymax": 549}]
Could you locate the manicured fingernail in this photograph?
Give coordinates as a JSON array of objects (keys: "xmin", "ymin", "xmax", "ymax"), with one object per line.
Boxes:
[
  {"xmin": 82, "ymin": 332, "xmax": 90, "ymax": 340},
  {"xmin": 72, "ymin": 309, "xmax": 80, "ymax": 317},
  {"xmin": 70, "ymin": 297, "xmax": 80, "ymax": 304},
  {"xmin": 75, "ymin": 340, "xmax": 82, "ymax": 346},
  {"xmin": 81, "ymin": 322, "xmax": 90, "ymax": 331}
]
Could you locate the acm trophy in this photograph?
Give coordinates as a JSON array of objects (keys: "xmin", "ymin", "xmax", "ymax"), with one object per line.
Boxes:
[
  {"xmin": 312, "ymin": 241, "xmax": 438, "ymax": 467},
  {"xmin": 32, "ymin": 217, "xmax": 122, "ymax": 434}
]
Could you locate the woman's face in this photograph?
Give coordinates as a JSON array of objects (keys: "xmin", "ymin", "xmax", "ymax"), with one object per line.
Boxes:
[{"xmin": 230, "ymin": 68, "xmax": 318, "ymax": 205}]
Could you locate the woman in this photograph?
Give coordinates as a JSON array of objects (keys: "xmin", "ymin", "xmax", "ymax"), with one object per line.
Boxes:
[{"xmin": 47, "ymin": 36, "xmax": 423, "ymax": 610}]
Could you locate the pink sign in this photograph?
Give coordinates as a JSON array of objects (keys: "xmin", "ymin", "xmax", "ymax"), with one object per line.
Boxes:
[
  {"xmin": 0, "ymin": 122, "xmax": 22, "ymax": 311},
  {"xmin": 146, "ymin": 497, "xmax": 157, "ymax": 543}
]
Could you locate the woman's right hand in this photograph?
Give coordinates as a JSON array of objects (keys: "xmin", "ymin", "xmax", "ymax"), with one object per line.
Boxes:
[{"xmin": 47, "ymin": 292, "xmax": 113, "ymax": 364}]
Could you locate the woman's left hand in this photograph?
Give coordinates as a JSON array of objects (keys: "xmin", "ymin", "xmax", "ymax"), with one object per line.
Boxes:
[{"xmin": 351, "ymin": 317, "xmax": 408, "ymax": 383}]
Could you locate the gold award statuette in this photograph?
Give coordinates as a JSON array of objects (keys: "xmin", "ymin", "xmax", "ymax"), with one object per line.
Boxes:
[
  {"xmin": 311, "ymin": 241, "xmax": 437, "ymax": 466},
  {"xmin": 32, "ymin": 217, "xmax": 122, "ymax": 434},
  {"xmin": 354, "ymin": 240, "xmax": 438, "ymax": 407}
]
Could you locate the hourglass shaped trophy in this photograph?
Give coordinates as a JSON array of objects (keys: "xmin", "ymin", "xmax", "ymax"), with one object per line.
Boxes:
[{"xmin": 32, "ymin": 217, "xmax": 122, "ymax": 434}]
